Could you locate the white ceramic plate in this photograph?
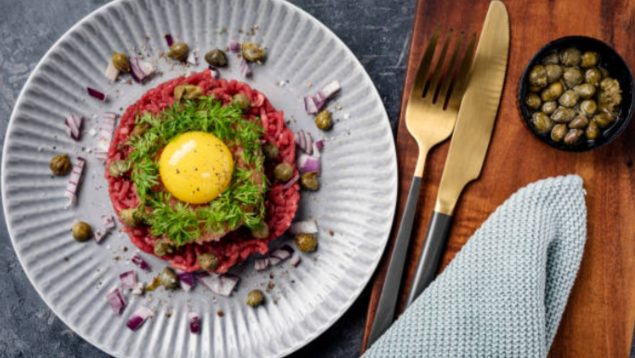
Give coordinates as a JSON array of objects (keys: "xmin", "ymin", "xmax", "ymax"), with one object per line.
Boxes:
[{"xmin": 1, "ymin": 0, "xmax": 397, "ymax": 357}]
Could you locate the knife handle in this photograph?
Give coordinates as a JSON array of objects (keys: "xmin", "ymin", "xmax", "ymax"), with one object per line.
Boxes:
[
  {"xmin": 406, "ymin": 211, "xmax": 453, "ymax": 306},
  {"xmin": 367, "ymin": 175, "xmax": 422, "ymax": 345}
]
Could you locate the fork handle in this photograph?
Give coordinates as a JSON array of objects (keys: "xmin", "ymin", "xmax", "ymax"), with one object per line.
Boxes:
[
  {"xmin": 406, "ymin": 211, "xmax": 453, "ymax": 306},
  {"xmin": 367, "ymin": 175, "xmax": 422, "ymax": 345}
]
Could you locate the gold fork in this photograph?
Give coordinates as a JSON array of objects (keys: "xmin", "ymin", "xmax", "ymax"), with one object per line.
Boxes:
[{"xmin": 367, "ymin": 30, "xmax": 476, "ymax": 345}]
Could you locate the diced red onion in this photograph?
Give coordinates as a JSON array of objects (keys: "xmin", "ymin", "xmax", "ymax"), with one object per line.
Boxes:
[
  {"xmin": 94, "ymin": 215, "xmax": 115, "ymax": 243},
  {"xmin": 254, "ymin": 257, "xmax": 270, "ymax": 271},
  {"xmin": 297, "ymin": 153, "xmax": 320, "ymax": 173},
  {"xmin": 282, "ymin": 172, "xmax": 299, "ymax": 190},
  {"xmin": 178, "ymin": 272, "xmax": 196, "ymax": 292},
  {"xmin": 295, "ymin": 130, "xmax": 314, "ymax": 155},
  {"xmin": 268, "ymin": 256, "xmax": 281, "ymax": 266},
  {"xmin": 318, "ymin": 80, "xmax": 341, "ymax": 100},
  {"xmin": 304, "ymin": 80, "xmax": 341, "ymax": 114},
  {"xmin": 240, "ymin": 59, "xmax": 252, "ymax": 78},
  {"xmin": 314, "ymin": 139, "xmax": 325, "ymax": 152},
  {"xmin": 104, "ymin": 62, "xmax": 119, "ymax": 82},
  {"xmin": 165, "ymin": 34, "xmax": 174, "ymax": 47},
  {"xmin": 290, "ymin": 219, "xmax": 318, "ymax": 234},
  {"xmin": 189, "ymin": 312, "xmax": 201, "ymax": 334},
  {"xmin": 228, "ymin": 40, "xmax": 240, "ymax": 53},
  {"xmin": 126, "ymin": 306, "xmax": 153, "ymax": 331},
  {"xmin": 290, "ymin": 255, "xmax": 302, "ymax": 267},
  {"xmin": 209, "ymin": 66, "xmax": 220, "ymax": 79},
  {"xmin": 129, "ymin": 57, "xmax": 156, "ymax": 83},
  {"xmin": 64, "ymin": 157, "xmax": 86, "ymax": 209},
  {"xmin": 304, "ymin": 96, "xmax": 319, "ymax": 115},
  {"xmin": 119, "ymin": 270, "xmax": 138, "ymax": 289},
  {"xmin": 64, "ymin": 114, "xmax": 83, "ymax": 141},
  {"xmin": 106, "ymin": 287, "xmax": 126, "ymax": 315},
  {"xmin": 131, "ymin": 253, "xmax": 151, "ymax": 271},
  {"xmin": 95, "ymin": 112, "xmax": 117, "ymax": 161},
  {"xmin": 199, "ymin": 273, "xmax": 239, "ymax": 297},
  {"xmin": 270, "ymin": 245, "xmax": 294, "ymax": 263},
  {"xmin": 186, "ymin": 50, "xmax": 198, "ymax": 65},
  {"xmin": 87, "ymin": 87, "xmax": 107, "ymax": 101}
]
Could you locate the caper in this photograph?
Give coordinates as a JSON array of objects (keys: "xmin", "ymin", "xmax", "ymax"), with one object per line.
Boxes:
[
  {"xmin": 529, "ymin": 85, "xmax": 542, "ymax": 93},
  {"xmin": 241, "ymin": 42, "xmax": 266, "ymax": 63},
  {"xmin": 273, "ymin": 162, "xmax": 294, "ymax": 182},
  {"xmin": 154, "ymin": 239, "xmax": 174, "ymax": 257},
  {"xmin": 550, "ymin": 124, "xmax": 567, "ymax": 142},
  {"xmin": 573, "ymin": 83, "xmax": 596, "ymax": 99},
  {"xmin": 112, "ymin": 52, "xmax": 130, "ymax": 73},
  {"xmin": 585, "ymin": 120, "xmax": 599, "ymax": 140},
  {"xmin": 120, "ymin": 208, "xmax": 143, "ymax": 227},
  {"xmin": 300, "ymin": 171, "xmax": 320, "ymax": 191},
  {"xmin": 541, "ymin": 101, "xmax": 557, "ymax": 114},
  {"xmin": 108, "ymin": 160, "xmax": 128, "ymax": 178},
  {"xmin": 542, "ymin": 52, "xmax": 560, "ymax": 65},
  {"xmin": 524, "ymin": 93, "xmax": 541, "ymax": 110},
  {"xmin": 159, "ymin": 267, "xmax": 179, "ymax": 290},
  {"xmin": 167, "ymin": 42, "xmax": 189, "ymax": 61},
  {"xmin": 540, "ymin": 81, "xmax": 564, "ymax": 101},
  {"xmin": 294, "ymin": 233, "xmax": 318, "ymax": 253},
  {"xmin": 558, "ymin": 90, "xmax": 579, "ymax": 108},
  {"xmin": 560, "ymin": 48, "xmax": 581, "ymax": 66},
  {"xmin": 528, "ymin": 65, "xmax": 548, "ymax": 88},
  {"xmin": 579, "ymin": 99, "xmax": 597, "ymax": 117},
  {"xmin": 263, "ymin": 142, "xmax": 279, "ymax": 160},
  {"xmin": 568, "ymin": 115, "xmax": 589, "ymax": 129},
  {"xmin": 71, "ymin": 221, "xmax": 93, "ymax": 242},
  {"xmin": 580, "ymin": 51, "xmax": 599, "ymax": 68},
  {"xmin": 145, "ymin": 276, "xmax": 162, "ymax": 292},
  {"xmin": 563, "ymin": 67, "xmax": 583, "ymax": 88},
  {"xmin": 598, "ymin": 78, "xmax": 622, "ymax": 112},
  {"xmin": 563, "ymin": 129, "xmax": 583, "ymax": 145},
  {"xmin": 231, "ymin": 93, "xmax": 251, "ymax": 110},
  {"xmin": 551, "ymin": 107, "xmax": 576, "ymax": 123},
  {"xmin": 246, "ymin": 289, "xmax": 265, "ymax": 307},
  {"xmin": 250, "ymin": 223, "xmax": 269, "ymax": 239},
  {"xmin": 197, "ymin": 253, "xmax": 219, "ymax": 271},
  {"xmin": 49, "ymin": 154, "xmax": 72, "ymax": 176},
  {"xmin": 593, "ymin": 112, "xmax": 615, "ymax": 128},
  {"xmin": 584, "ymin": 68, "xmax": 602, "ymax": 86},
  {"xmin": 545, "ymin": 64, "xmax": 563, "ymax": 83},
  {"xmin": 204, "ymin": 49, "xmax": 228, "ymax": 67},
  {"xmin": 174, "ymin": 84, "xmax": 203, "ymax": 102},
  {"xmin": 531, "ymin": 112, "xmax": 553, "ymax": 134},
  {"xmin": 315, "ymin": 110, "xmax": 333, "ymax": 131}
]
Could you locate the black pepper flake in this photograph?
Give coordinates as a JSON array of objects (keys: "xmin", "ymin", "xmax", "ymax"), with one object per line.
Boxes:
[
  {"xmin": 217, "ymin": 310, "xmax": 225, "ymax": 317},
  {"xmin": 329, "ymin": 230, "xmax": 334, "ymax": 236},
  {"xmin": 63, "ymin": 257, "xmax": 69, "ymax": 262},
  {"xmin": 176, "ymin": 169, "xmax": 181, "ymax": 174}
]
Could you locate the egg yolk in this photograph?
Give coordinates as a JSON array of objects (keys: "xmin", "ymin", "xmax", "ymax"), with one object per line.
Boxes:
[{"xmin": 159, "ymin": 131, "xmax": 234, "ymax": 204}]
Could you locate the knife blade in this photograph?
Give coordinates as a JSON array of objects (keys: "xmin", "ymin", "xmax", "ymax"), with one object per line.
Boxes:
[{"xmin": 406, "ymin": 0, "xmax": 510, "ymax": 305}]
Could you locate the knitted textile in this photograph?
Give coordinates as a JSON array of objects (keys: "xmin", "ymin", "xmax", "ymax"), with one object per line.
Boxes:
[{"xmin": 365, "ymin": 175, "xmax": 587, "ymax": 357}]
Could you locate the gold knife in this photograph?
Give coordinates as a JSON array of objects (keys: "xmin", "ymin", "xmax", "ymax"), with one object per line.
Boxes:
[{"xmin": 406, "ymin": 0, "xmax": 510, "ymax": 305}]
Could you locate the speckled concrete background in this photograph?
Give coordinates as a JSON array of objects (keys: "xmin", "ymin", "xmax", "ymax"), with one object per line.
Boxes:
[{"xmin": 0, "ymin": 0, "xmax": 414, "ymax": 357}]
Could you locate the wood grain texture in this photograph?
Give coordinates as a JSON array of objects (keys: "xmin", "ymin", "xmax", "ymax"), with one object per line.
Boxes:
[{"xmin": 361, "ymin": 0, "xmax": 635, "ymax": 356}]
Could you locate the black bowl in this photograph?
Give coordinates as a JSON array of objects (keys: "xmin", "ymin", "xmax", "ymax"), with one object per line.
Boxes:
[{"xmin": 518, "ymin": 36, "xmax": 634, "ymax": 152}]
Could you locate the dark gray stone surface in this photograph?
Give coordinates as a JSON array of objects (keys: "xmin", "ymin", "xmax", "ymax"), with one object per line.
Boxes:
[{"xmin": 0, "ymin": 0, "xmax": 414, "ymax": 357}]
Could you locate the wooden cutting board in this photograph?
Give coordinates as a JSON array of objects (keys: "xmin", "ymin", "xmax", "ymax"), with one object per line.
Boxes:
[{"xmin": 360, "ymin": 0, "xmax": 635, "ymax": 356}]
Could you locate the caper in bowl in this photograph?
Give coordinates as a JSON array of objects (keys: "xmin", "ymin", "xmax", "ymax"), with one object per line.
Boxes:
[{"xmin": 518, "ymin": 36, "xmax": 633, "ymax": 151}]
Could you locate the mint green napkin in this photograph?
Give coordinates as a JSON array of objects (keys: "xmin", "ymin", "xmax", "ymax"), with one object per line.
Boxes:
[{"xmin": 365, "ymin": 175, "xmax": 587, "ymax": 357}]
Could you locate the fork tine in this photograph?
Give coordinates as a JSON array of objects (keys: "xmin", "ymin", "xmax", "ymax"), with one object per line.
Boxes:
[
  {"xmin": 444, "ymin": 32, "xmax": 477, "ymax": 109},
  {"xmin": 422, "ymin": 31, "xmax": 452, "ymax": 98},
  {"xmin": 432, "ymin": 32, "xmax": 464, "ymax": 104},
  {"xmin": 410, "ymin": 29, "xmax": 440, "ymax": 96}
]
